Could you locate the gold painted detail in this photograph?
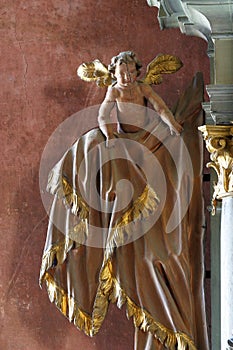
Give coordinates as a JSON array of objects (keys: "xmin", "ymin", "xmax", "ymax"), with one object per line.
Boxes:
[
  {"xmin": 105, "ymin": 185, "xmax": 160, "ymax": 253},
  {"xmin": 39, "ymin": 236, "xmax": 74, "ymax": 287},
  {"xmin": 47, "ymin": 169, "xmax": 89, "ymax": 218},
  {"xmin": 77, "ymin": 54, "xmax": 182, "ymax": 87},
  {"xmin": 199, "ymin": 125, "xmax": 233, "ymax": 214},
  {"xmin": 61, "ymin": 177, "xmax": 89, "ymax": 218},
  {"xmin": 44, "ymin": 272, "xmax": 92, "ymax": 335},
  {"xmin": 65, "ymin": 184, "xmax": 159, "ymax": 248},
  {"xmin": 69, "ymin": 219, "xmax": 89, "ymax": 245},
  {"xmin": 77, "ymin": 59, "xmax": 112, "ymax": 87},
  {"xmin": 42, "ymin": 258, "xmax": 197, "ymax": 349},
  {"xmin": 40, "ymin": 183, "xmax": 194, "ymax": 347},
  {"xmin": 143, "ymin": 54, "xmax": 183, "ymax": 85},
  {"xmin": 117, "ymin": 184, "xmax": 159, "ymax": 227},
  {"xmin": 40, "ymin": 184, "xmax": 158, "ymax": 279},
  {"xmin": 94, "ymin": 259, "xmax": 196, "ymax": 349},
  {"xmin": 40, "ymin": 185, "xmax": 159, "ymax": 283}
]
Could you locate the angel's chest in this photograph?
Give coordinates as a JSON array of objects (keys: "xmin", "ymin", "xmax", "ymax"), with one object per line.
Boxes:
[{"xmin": 118, "ymin": 89, "xmax": 144, "ymax": 104}]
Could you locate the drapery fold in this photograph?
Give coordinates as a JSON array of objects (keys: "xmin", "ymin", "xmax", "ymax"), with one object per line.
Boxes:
[{"xmin": 40, "ymin": 73, "xmax": 209, "ymax": 350}]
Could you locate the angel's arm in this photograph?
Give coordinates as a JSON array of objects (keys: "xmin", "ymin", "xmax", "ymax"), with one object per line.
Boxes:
[
  {"xmin": 141, "ymin": 84, "xmax": 183, "ymax": 135},
  {"xmin": 98, "ymin": 87, "xmax": 118, "ymax": 144}
]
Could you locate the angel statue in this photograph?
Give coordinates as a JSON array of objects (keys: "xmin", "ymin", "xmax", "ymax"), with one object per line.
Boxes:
[{"xmin": 39, "ymin": 51, "xmax": 209, "ymax": 350}]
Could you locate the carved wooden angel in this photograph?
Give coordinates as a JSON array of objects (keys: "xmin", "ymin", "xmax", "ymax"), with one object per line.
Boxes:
[
  {"xmin": 40, "ymin": 51, "xmax": 209, "ymax": 350},
  {"xmin": 78, "ymin": 52, "xmax": 184, "ymax": 148}
]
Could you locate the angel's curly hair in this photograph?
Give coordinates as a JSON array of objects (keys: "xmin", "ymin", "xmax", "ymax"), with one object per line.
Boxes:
[{"xmin": 108, "ymin": 51, "xmax": 142, "ymax": 77}]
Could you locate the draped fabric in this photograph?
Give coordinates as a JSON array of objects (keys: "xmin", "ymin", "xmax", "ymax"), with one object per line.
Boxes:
[{"xmin": 39, "ymin": 73, "xmax": 209, "ymax": 349}]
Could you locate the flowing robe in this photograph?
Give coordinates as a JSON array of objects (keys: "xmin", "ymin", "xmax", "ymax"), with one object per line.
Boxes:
[{"xmin": 39, "ymin": 73, "xmax": 209, "ymax": 350}]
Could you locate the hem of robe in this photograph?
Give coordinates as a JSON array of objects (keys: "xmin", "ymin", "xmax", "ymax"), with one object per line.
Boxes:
[
  {"xmin": 39, "ymin": 180, "xmax": 196, "ymax": 349},
  {"xmin": 41, "ymin": 258, "xmax": 197, "ymax": 350}
]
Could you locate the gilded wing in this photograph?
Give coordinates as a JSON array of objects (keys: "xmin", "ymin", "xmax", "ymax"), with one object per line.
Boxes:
[
  {"xmin": 143, "ymin": 54, "xmax": 183, "ymax": 85},
  {"xmin": 77, "ymin": 59, "xmax": 112, "ymax": 87}
]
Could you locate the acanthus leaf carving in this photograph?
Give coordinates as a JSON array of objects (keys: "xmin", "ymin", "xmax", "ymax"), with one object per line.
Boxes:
[{"xmin": 199, "ymin": 125, "xmax": 233, "ymax": 214}]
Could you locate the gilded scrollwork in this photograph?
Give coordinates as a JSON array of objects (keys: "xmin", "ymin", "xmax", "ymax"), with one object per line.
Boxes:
[{"xmin": 199, "ymin": 125, "xmax": 233, "ymax": 214}]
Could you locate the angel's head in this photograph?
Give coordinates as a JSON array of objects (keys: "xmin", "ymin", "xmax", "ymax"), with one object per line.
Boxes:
[{"xmin": 108, "ymin": 51, "xmax": 142, "ymax": 87}]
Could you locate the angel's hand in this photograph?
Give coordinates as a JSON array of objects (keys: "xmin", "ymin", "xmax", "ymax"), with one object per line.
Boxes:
[
  {"xmin": 106, "ymin": 136, "xmax": 116, "ymax": 148},
  {"xmin": 169, "ymin": 122, "xmax": 183, "ymax": 136}
]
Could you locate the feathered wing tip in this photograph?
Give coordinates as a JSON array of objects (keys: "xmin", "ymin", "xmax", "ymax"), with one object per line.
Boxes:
[
  {"xmin": 143, "ymin": 54, "xmax": 183, "ymax": 85},
  {"xmin": 77, "ymin": 59, "xmax": 113, "ymax": 87}
]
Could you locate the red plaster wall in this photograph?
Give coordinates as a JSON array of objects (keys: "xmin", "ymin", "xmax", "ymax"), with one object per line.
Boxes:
[{"xmin": 0, "ymin": 1, "xmax": 210, "ymax": 349}]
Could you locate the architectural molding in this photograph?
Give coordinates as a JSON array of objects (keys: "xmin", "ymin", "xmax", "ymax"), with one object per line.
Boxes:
[
  {"xmin": 147, "ymin": 1, "xmax": 233, "ymax": 42},
  {"xmin": 147, "ymin": 0, "xmax": 210, "ymax": 42},
  {"xmin": 203, "ymin": 85, "xmax": 233, "ymax": 124}
]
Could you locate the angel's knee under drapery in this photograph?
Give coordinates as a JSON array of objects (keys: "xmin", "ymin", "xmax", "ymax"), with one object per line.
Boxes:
[{"xmin": 39, "ymin": 73, "xmax": 209, "ymax": 350}]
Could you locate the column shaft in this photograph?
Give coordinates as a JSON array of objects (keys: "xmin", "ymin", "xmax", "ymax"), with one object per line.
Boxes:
[{"xmin": 221, "ymin": 197, "xmax": 233, "ymax": 349}]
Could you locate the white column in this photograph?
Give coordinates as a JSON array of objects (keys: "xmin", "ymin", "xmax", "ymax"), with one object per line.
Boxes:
[
  {"xmin": 221, "ymin": 197, "xmax": 233, "ymax": 349},
  {"xmin": 199, "ymin": 125, "xmax": 233, "ymax": 350}
]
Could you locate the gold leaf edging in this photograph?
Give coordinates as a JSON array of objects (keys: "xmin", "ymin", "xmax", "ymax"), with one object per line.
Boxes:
[
  {"xmin": 39, "ymin": 236, "xmax": 74, "ymax": 287},
  {"xmin": 93, "ymin": 259, "xmax": 197, "ymax": 350},
  {"xmin": 40, "ymin": 184, "xmax": 159, "ymax": 280},
  {"xmin": 42, "ymin": 258, "xmax": 197, "ymax": 349},
  {"xmin": 47, "ymin": 169, "xmax": 89, "ymax": 218},
  {"xmin": 67, "ymin": 184, "xmax": 159, "ymax": 247},
  {"xmin": 61, "ymin": 177, "xmax": 89, "ymax": 218},
  {"xmin": 41, "ymin": 183, "xmax": 195, "ymax": 348},
  {"xmin": 118, "ymin": 184, "xmax": 159, "ymax": 226},
  {"xmin": 43, "ymin": 272, "xmax": 92, "ymax": 336},
  {"xmin": 105, "ymin": 185, "xmax": 160, "ymax": 254}
]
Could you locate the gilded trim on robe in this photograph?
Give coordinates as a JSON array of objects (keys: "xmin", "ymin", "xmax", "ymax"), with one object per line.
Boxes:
[
  {"xmin": 40, "ymin": 183, "xmax": 158, "ymax": 286},
  {"xmin": 105, "ymin": 184, "xmax": 160, "ymax": 254},
  {"xmin": 43, "ymin": 272, "xmax": 92, "ymax": 335},
  {"xmin": 39, "ymin": 183, "xmax": 196, "ymax": 349},
  {"xmin": 39, "ymin": 235, "xmax": 74, "ymax": 287},
  {"xmin": 42, "ymin": 259, "xmax": 197, "ymax": 350},
  {"xmin": 47, "ymin": 172, "xmax": 89, "ymax": 218},
  {"xmin": 61, "ymin": 177, "xmax": 89, "ymax": 217},
  {"xmin": 67, "ymin": 184, "xmax": 159, "ymax": 248}
]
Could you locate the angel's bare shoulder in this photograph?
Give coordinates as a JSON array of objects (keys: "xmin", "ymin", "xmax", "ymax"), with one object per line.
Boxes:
[
  {"xmin": 104, "ymin": 85, "xmax": 120, "ymax": 102},
  {"xmin": 139, "ymin": 82, "xmax": 155, "ymax": 98}
]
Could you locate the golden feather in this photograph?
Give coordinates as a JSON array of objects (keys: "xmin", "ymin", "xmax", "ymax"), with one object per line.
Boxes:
[
  {"xmin": 143, "ymin": 54, "xmax": 183, "ymax": 85},
  {"xmin": 77, "ymin": 59, "xmax": 112, "ymax": 87}
]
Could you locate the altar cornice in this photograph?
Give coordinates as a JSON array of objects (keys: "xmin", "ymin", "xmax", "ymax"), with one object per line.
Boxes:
[{"xmin": 147, "ymin": 0, "xmax": 233, "ymax": 42}]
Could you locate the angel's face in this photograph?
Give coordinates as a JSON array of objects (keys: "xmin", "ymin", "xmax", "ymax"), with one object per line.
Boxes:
[{"xmin": 114, "ymin": 61, "xmax": 137, "ymax": 88}]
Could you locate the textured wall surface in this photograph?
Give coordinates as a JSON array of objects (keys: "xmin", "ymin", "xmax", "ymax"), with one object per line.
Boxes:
[{"xmin": 0, "ymin": 1, "xmax": 210, "ymax": 349}]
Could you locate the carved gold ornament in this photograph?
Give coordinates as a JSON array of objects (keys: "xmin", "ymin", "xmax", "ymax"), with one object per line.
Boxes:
[{"xmin": 198, "ymin": 125, "xmax": 233, "ymax": 214}]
